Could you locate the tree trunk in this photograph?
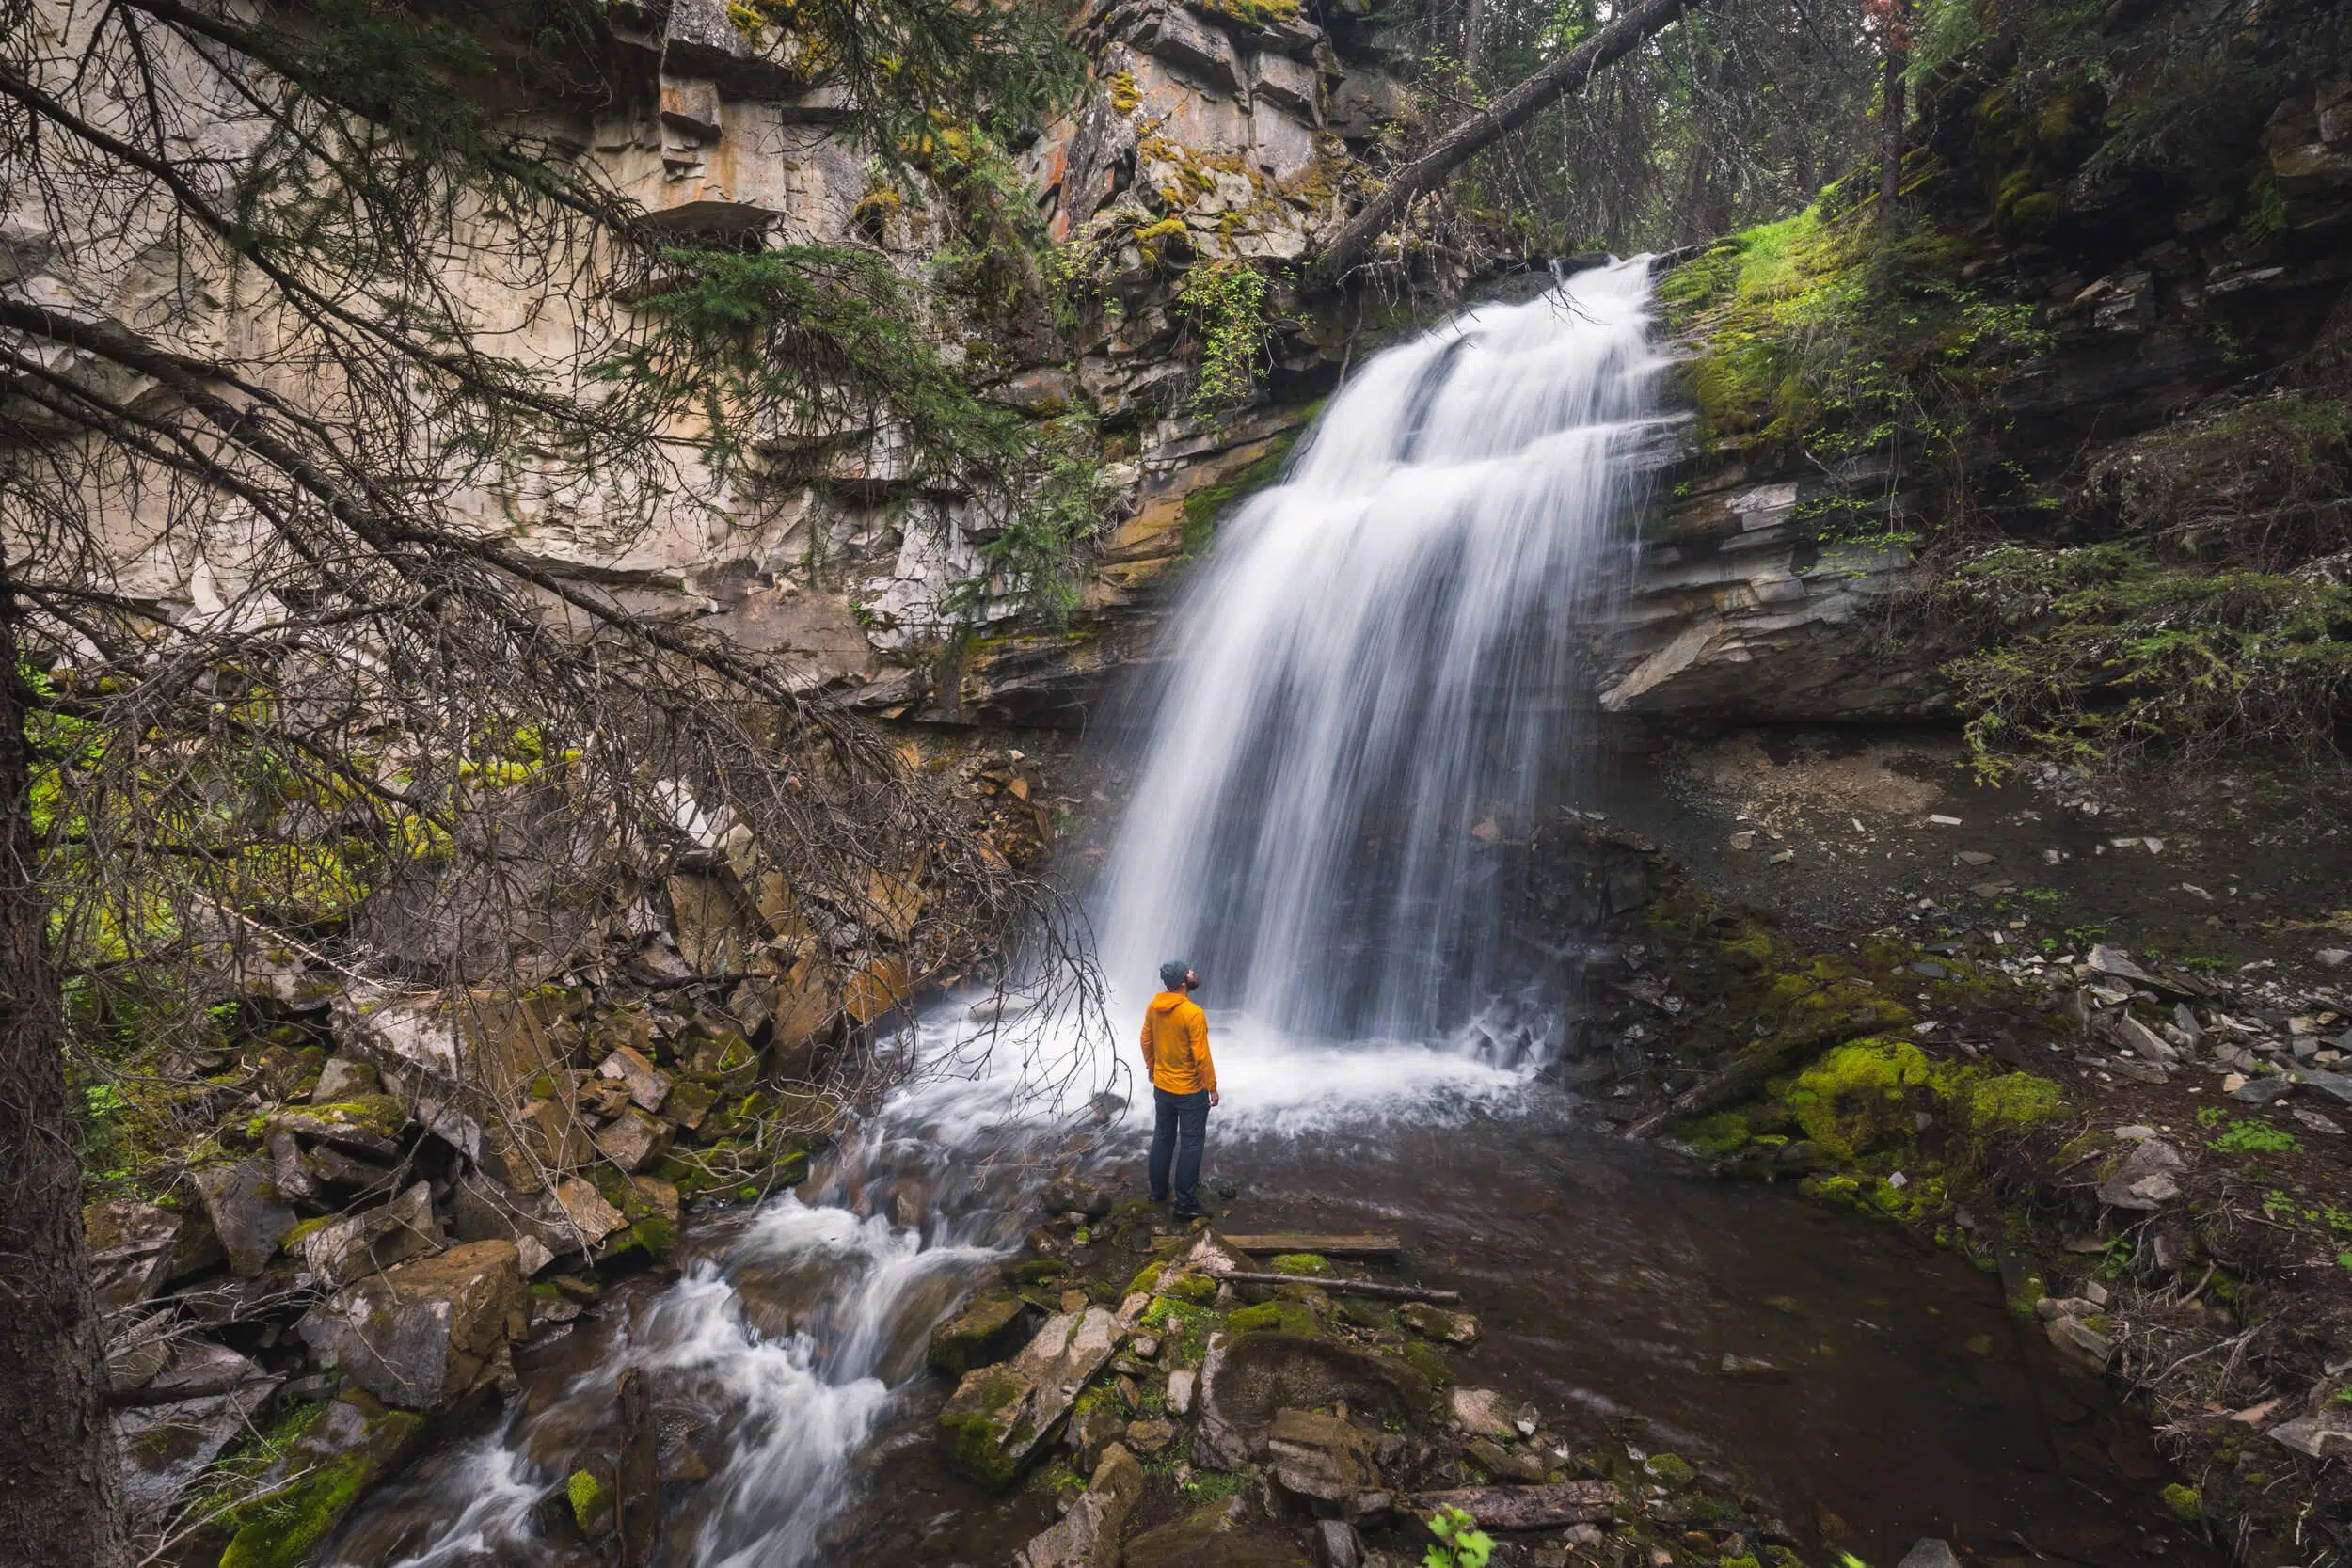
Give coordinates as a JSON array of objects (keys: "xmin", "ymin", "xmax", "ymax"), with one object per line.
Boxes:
[
  {"xmin": 1878, "ymin": 0, "xmax": 1911, "ymax": 216},
  {"xmin": 1309, "ymin": 0, "xmax": 1702, "ymax": 286},
  {"xmin": 1462, "ymin": 0, "xmax": 1486, "ymax": 73},
  {"xmin": 0, "ymin": 571, "xmax": 127, "ymax": 1568}
]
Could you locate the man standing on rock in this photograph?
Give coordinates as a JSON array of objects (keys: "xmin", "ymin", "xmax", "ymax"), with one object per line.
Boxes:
[{"xmin": 1142, "ymin": 960, "xmax": 1218, "ymax": 1221}]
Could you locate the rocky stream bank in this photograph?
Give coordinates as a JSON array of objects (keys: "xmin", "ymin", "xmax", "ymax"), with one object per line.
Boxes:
[
  {"xmin": 849, "ymin": 734, "xmax": 2352, "ymax": 1568},
  {"xmin": 80, "ymin": 733, "xmax": 1073, "ymax": 1568},
  {"xmin": 1576, "ymin": 731, "xmax": 2352, "ymax": 1567}
]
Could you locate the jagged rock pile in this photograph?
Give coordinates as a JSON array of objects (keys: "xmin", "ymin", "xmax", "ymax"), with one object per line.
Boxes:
[{"xmin": 86, "ymin": 891, "xmax": 852, "ymax": 1560}]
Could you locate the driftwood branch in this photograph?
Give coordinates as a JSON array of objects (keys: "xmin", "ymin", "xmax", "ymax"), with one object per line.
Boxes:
[
  {"xmin": 1622, "ymin": 1031, "xmax": 1817, "ymax": 1141},
  {"xmin": 1310, "ymin": 0, "xmax": 1704, "ymax": 285},
  {"xmin": 1416, "ymin": 1481, "xmax": 1621, "ymax": 1529},
  {"xmin": 1221, "ymin": 1272, "xmax": 1462, "ymax": 1303}
]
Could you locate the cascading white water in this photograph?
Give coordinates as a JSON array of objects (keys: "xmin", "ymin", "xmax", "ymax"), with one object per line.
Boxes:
[
  {"xmin": 1097, "ymin": 259, "xmax": 1666, "ymax": 1044},
  {"xmin": 331, "ymin": 1069, "xmax": 1039, "ymax": 1568},
  {"xmin": 330, "ymin": 261, "xmax": 1665, "ymax": 1568}
]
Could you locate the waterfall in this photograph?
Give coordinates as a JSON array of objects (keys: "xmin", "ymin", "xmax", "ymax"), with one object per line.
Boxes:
[
  {"xmin": 1097, "ymin": 258, "xmax": 1667, "ymax": 1045},
  {"xmin": 328, "ymin": 261, "xmax": 1665, "ymax": 1568}
]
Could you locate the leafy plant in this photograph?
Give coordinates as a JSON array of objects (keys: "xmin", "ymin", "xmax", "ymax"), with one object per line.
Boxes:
[
  {"xmin": 2209, "ymin": 1119, "xmax": 2302, "ymax": 1157},
  {"xmin": 1423, "ymin": 1505, "xmax": 1495, "ymax": 1568},
  {"xmin": 1176, "ymin": 261, "xmax": 1273, "ymax": 411}
]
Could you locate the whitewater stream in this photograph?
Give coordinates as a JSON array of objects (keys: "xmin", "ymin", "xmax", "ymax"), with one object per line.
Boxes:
[{"xmin": 327, "ymin": 263, "xmax": 2186, "ymax": 1568}]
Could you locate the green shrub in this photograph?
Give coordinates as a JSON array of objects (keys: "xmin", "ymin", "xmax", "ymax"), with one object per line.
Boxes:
[
  {"xmin": 2210, "ymin": 1120, "xmax": 2300, "ymax": 1156},
  {"xmin": 1945, "ymin": 542, "xmax": 2352, "ymax": 778},
  {"xmin": 1175, "ymin": 261, "xmax": 1271, "ymax": 411}
]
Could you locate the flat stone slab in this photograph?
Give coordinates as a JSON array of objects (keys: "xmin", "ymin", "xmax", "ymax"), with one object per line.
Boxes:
[
  {"xmin": 115, "ymin": 1378, "xmax": 278, "ymax": 1527},
  {"xmin": 1416, "ymin": 1481, "xmax": 1620, "ymax": 1530},
  {"xmin": 1194, "ymin": 1333, "xmax": 1434, "ymax": 1468}
]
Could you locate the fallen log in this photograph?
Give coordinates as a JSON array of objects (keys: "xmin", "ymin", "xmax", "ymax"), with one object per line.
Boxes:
[
  {"xmin": 1417, "ymin": 1481, "xmax": 1621, "ymax": 1529},
  {"xmin": 1309, "ymin": 0, "xmax": 1702, "ymax": 285},
  {"xmin": 1151, "ymin": 1231, "xmax": 1402, "ymax": 1259},
  {"xmin": 1218, "ymin": 1271, "xmax": 1461, "ymax": 1304},
  {"xmin": 1227, "ymin": 1232, "xmax": 1401, "ymax": 1259}
]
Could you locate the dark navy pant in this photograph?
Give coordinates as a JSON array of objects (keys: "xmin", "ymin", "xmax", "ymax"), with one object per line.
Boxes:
[{"xmin": 1148, "ymin": 1086, "xmax": 1211, "ymax": 1212}]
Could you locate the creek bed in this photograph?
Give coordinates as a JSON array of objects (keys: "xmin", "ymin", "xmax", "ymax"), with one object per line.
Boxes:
[{"xmin": 822, "ymin": 1090, "xmax": 2213, "ymax": 1568}]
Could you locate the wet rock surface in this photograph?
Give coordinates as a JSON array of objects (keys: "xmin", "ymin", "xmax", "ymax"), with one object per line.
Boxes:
[{"xmin": 872, "ymin": 1119, "xmax": 2217, "ymax": 1568}]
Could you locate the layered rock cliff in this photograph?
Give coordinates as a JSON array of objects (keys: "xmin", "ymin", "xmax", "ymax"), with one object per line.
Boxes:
[{"xmin": 921, "ymin": 0, "xmax": 2352, "ymax": 742}]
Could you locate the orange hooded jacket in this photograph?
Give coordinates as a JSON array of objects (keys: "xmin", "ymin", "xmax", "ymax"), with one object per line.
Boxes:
[{"xmin": 1139, "ymin": 990, "xmax": 1215, "ymax": 1095}]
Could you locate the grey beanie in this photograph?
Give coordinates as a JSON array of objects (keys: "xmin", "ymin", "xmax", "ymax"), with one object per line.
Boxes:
[{"xmin": 1159, "ymin": 960, "xmax": 1192, "ymax": 991}]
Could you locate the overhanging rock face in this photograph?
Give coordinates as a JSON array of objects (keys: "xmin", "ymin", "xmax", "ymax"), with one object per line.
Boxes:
[{"xmin": 1597, "ymin": 462, "xmax": 1951, "ymax": 722}]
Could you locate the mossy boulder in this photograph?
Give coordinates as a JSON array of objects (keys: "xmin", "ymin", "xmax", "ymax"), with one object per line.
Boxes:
[
  {"xmin": 566, "ymin": 1467, "xmax": 614, "ymax": 1536},
  {"xmin": 190, "ymin": 1157, "xmax": 299, "ymax": 1277},
  {"xmin": 1266, "ymin": 1251, "xmax": 1330, "ymax": 1276},
  {"xmin": 266, "ymin": 1094, "xmax": 411, "ymax": 1159},
  {"xmin": 1398, "ymin": 1338, "xmax": 1454, "ymax": 1388},
  {"xmin": 295, "ymin": 1239, "xmax": 524, "ymax": 1409},
  {"xmin": 1784, "ymin": 1038, "xmax": 2063, "ymax": 1165},
  {"xmin": 1786, "ymin": 1038, "xmax": 1939, "ymax": 1162},
  {"xmin": 936, "ymin": 1307, "xmax": 1122, "ymax": 1487},
  {"xmin": 217, "ymin": 1393, "xmax": 426, "ymax": 1568},
  {"xmin": 928, "ymin": 1288, "xmax": 1034, "ymax": 1377},
  {"xmin": 1156, "ymin": 1269, "xmax": 1219, "ymax": 1306},
  {"xmin": 1645, "ymin": 1452, "xmax": 1699, "ymax": 1488},
  {"xmin": 1685, "ymin": 1112, "xmax": 1753, "ymax": 1159},
  {"xmin": 1140, "ymin": 1296, "xmax": 1220, "ymax": 1365},
  {"xmin": 1397, "ymin": 1302, "xmax": 1479, "ymax": 1345},
  {"xmin": 937, "ymin": 1366, "xmax": 1035, "ymax": 1488}
]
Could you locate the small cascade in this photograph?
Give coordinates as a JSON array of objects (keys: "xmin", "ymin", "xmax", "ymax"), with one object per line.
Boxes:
[
  {"xmin": 329, "ymin": 1071, "xmax": 1042, "ymax": 1568},
  {"xmin": 1094, "ymin": 259, "xmax": 1669, "ymax": 1045}
]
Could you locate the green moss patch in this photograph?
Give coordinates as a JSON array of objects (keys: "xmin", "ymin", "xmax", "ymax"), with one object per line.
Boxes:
[
  {"xmin": 1140, "ymin": 1296, "xmax": 1220, "ymax": 1365},
  {"xmin": 1658, "ymin": 204, "xmax": 2044, "ymax": 464},
  {"xmin": 216, "ymin": 1399, "xmax": 424, "ymax": 1568},
  {"xmin": 1178, "ymin": 422, "xmax": 1305, "ymax": 556},
  {"xmin": 1224, "ymin": 1299, "xmax": 1323, "ymax": 1338},
  {"xmin": 1397, "ymin": 1338, "xmax": 1454, "ymax": 1388},
  {"xmin": 566, "ymin": 1467, "xmax": 613, "ymax": 1535},
  {"xmin": 1645, "ymin": 1452, "xmax": 1698, "ymax": 1487},
  {"xmin": 1156, "ymin": 1269, "xmax": 1218, "ymax": 1306}
]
